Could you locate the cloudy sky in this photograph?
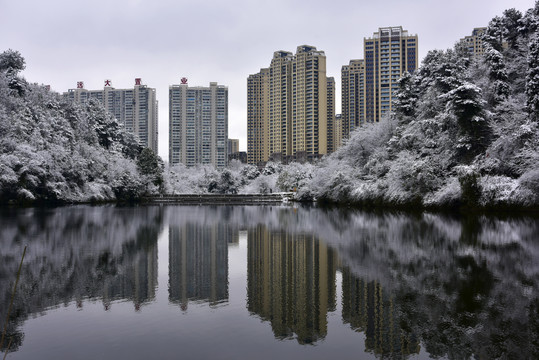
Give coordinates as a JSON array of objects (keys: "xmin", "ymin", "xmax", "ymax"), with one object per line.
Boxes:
[{"xmin": 0, "ymin": 0, "xmax": 535, "ymax": 159}]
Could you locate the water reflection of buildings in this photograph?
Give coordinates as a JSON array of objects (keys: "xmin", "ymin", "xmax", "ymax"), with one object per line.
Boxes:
[
  {"xmin": 101, "ymin": 233, "xmax": 159, "ymax": 311},
  {"xmin": 247, "ymin": 226, "xmax": 337, "ymax": 344},
  {"xmin": 341, "ymin": 268, "xmax": 420, "ymax": 357},
  {"xmin": 168, "ymin": 224, "xmax": 230, "ymax": 309}
]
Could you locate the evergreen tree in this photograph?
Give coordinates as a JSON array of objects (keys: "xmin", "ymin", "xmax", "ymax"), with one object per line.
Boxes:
[
  {"xmin": 137, "ymin": 147, "xmax": 164, "ymax": 188},
  {"xmin": 484, "ymin": 44, "xmax": 509, "ymax": 105},
  {"xmin": 393, "ymin": 71, "xmax": 417, "ymax": 121},
  {"xmin": 502, "ymin": 8, "xmax": 523, "ymax": 49},
  {"xmin": 85, "ymin": 98, "xmax": 120, "ymax": 150},
  {"xmin": 442, "ymin": 83, "xmax": 491, "ymax": 161},
  {"xmin": 0, "ymin": 49, "xmax": 27, "ymax": 96},
  {"xmin": 0, "ymin": 49, "xmax": 25, "ymax": 74},
  {"xmin": 526, "ymin": 34, "xmax": 539, "ymax": 120},
  {"xmin": 484, "ymin": 16, "xmax": 506, "ymax": 52}
]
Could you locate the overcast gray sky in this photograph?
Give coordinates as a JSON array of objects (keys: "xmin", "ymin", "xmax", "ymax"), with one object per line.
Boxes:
[{"xmin": 0, "ymin": 0, "xmax": 536, "ymax": 159}]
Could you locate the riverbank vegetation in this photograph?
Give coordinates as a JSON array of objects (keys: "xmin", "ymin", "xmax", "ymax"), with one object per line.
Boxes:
[
  {"xmin": 0, "ymin": 50, "xmax": 163, "ymax": 204},
  {"xmin": 302, "ymin": 5, "xmax": 539, "ymax": 210}
]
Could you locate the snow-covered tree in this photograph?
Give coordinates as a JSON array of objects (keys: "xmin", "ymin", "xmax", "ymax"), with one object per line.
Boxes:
[
  {"xmin": 0, "ymin": 49, "xmax": 25, "ymax": 74},
  {"xmin": 526, "ymin": 34, "xmax": 539, "ymax": 120},
  {"xmin": 0, "ymin": 50, "xmax": 163, "ymax": 204},
  {"xmin": 442, "ymin": 83, "xmax": 491, "ymax": 161},
  {"xmin": 484, "ymin": 44, "xmax": 510, "ymax": 105},
  {"xmin": 502, "ymin": 8, "xmax": 523, "ymax": 49},
  {"xmin": 484, "ymin": 16, "xmax": 506, "ymax": 51},
  {"xmin": 393, "ymin": 71, "xmax": 417, "ymax": 122},
  {"xmin": 137, "ymin": 147, "xmax": 164, "ymax": 189}
]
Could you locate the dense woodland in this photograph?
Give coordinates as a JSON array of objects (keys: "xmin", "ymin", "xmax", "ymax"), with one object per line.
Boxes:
[
  {"xmin": 0, "ymin": 50, "xmax": 163, "ymax": 204},
  {"xmin": 1, "ymin": 3, "xmax": 539, "ymax": 209}
]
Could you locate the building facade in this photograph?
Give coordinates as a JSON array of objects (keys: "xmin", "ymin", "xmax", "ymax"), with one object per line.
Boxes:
[
  {"xmin": 169, "ymin": 81, "xmax": 228, "ymax": 168},
  {"xmin": 364, "ymin": 27, "xmax": 418, "ymax": 123},
  {"xmin": 247, "ymin": 45, "xmax": 331, "ymax": 165},
  {"xmin": 333, "ymin": 114, "xmax": 343, "ymax": 151},
  {"xmin": 228, "ymin": 139, "xmax": 239, "ymax": 155},
  {"xmin": 341, "ymin": 59, "xmax": 365, "ymax": 139},
  {"xmin": 63, "ymin": 79, "xmax": 158, "ymax": 153},
  {"xmin": 247, "ymin": 68, "xmax": 270, "ymax": 165},
  {"xmin": 340, "ymin": 27, "xmax": 418, "ymax": 140},
  {"xmin": 460, "ymin": 27, "xmax": 487, "ymax": 57},
  {"xmin": 326, "ymin": 77, "xmax": 336, "ymax": 154}
]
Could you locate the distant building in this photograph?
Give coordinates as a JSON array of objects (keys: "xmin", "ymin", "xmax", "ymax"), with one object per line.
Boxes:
[
  {"xmin": 228, "ymin": 139, "xmax": 239, "ymax": 155},
  {"xmin": 341, "ymin": 59, "xmax": 365, "ymax": 138},
  {"xmin": 326, "ymin": 77, "xmax": 336, "ymax": 154},
  {"xmin": 169, "ymin": 81, "xmax": 228, "ymax": 169},
  {"xmin": 460, "ymin": 27, "xmax": 488, "ymax": 57},
  {"xmin": 333, "ymin": 114, "xmax": 343, "ymax": 151},
  {"xmin": 248, "ymin": 45, "xmax": 331, "ymax": 165},
  {"xmin": 63, "ymin": 79, "xmax": 158, "ymax": 154},
  {"xmin": 228, "ymin": 151, "xmax": 247, "ymax": 164}
]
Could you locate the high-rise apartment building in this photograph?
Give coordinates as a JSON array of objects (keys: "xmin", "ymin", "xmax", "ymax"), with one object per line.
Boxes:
[
  {"xmin": 247, "ymin": 68, "xmax": 270, "ymax": 165},
  {"xmin": 364, "ymin": 26, "xmax": 418, "ymax": 123},
  {"xmin": 247, "ymin": 45, "xmax": 330, "ymax": 165},
  {"xmin": 169, "ymin": 81, "xmax": 228, "ymax": 168},
  {"xmin": 460, "ymin": 27, "xmax": 487, "ymax": 57},
  {"xmin": 326, "ymin": 77, "xmax": 336, "ymax": 154},
  {"xmin": 341, "ymin": 59, "xmax": 365, "ymax": 138},
  {"xmin": 341, "ymin": 27, "xmax": 417, "ymax": 140},
  {"xmin": 63, "ymin": 79, "xmax": 158, "ymax": 153}
]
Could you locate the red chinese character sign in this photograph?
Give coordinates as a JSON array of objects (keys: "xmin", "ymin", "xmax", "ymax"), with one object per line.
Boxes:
[
  {"xmin": 135, "ymin": 78, "xmax": 141, "ymax": 86},
  {"xmin": 77, "ymin": 81, "xmax": 84, "ymax": 89},
  {"xmin": 181, "ymin": 77, "xmax": 188, "ymax": 85},
  {"xmin": 104, "ymin": 79, "xmax": 112, "ymax": 87}
]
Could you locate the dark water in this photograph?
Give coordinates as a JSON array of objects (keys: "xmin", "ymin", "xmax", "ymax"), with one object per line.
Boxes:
[{"xmin": 0, "ymin": 205, "xmax": 538, "ymax": 359}]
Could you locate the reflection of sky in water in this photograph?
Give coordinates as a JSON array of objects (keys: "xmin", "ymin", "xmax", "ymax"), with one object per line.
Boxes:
[{"xmin": 0, "ymin": 205, "xmax": 538, "ymax": 360}]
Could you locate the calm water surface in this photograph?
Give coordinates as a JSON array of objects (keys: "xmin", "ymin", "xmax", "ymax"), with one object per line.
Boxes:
[{"xmin": 0, "ymin": 205, "xmax": 538, "ymax": 359}]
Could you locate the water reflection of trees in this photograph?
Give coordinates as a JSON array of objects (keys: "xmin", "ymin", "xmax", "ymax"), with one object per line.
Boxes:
[
  {"xmin": 1, "ymin": 205, "xmax": 537, "ymax": 359},
  {"xmin": 321, "ymin": 210, "xmax": 539, "ymax": 359},
  {"xmin": 0, "ymin": 206, "xmax": 163, "ymax": 352}
]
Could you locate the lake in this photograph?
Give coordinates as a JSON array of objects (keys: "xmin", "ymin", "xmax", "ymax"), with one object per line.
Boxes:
[{"xmin": 0, "ymin": 205, "xmax": 538, "ymax": 359}]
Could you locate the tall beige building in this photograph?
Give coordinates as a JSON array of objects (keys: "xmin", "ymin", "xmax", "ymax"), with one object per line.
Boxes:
[
  {"xmin": 247, "ymin": 68, "xmax": 270, "ymax": 165},
  {"xmin": 247, "ymin": 45, "xmax": 330, "ymax": 165},
  {"xmin": 340, "ymin": 26, "xmax": 418, "ymax": 141},
  {"xmin": 63, "ymin": 79, "xmax": 158, "ymax": 154},
  {"xmin": 460, "ymin": 27, "xmax": 487, "ymax": 57}
]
